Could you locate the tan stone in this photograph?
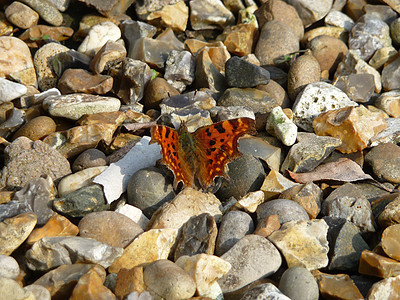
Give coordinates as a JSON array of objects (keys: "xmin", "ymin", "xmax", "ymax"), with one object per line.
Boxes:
[
  {"xmin": 222, "ymin": 23, "xmax": 258, "ymax": 56},
  {"xmin": 12, "ymin": 116, "xmax": 56, "ymax": 141},
  {"xmin": 375, "ymin": 92, "xmax": 400, "ymax": 118},
  {"xmin": 0, "ymin": 213, "xmax": 37, "ymax": 255},
  {"xmin": 0, "ymin": 191, "xmax": 14, "ymax": 204},
  {"xmin": 382, "ymin": 224, "xmax": 400, "ymax": 261},
  {"xmin": 359, "ymin": 250, "xmax": 400, "ymax": 278},
  {"xmin": 19, "ymin": 25, "xmax": 74, "ymax": 48},
  {"xmin": 27, "ymin": 213, "xmax": 79, "ymax": 246},
  {"xmin": 143, "ymin": 77, "xmax": 179, "ymax": 110},
  {"xmin": 115, "ymin": 267, "xmax": 146, "ymax": 299},
  {"xmin": 147, "ymin": 1, "xmax": 188, "ymax": 32},
  {"xmin": 301, "ymin": 26, "xmax": 348, "ymax": 47},
  {"xmin": 5, "ymin": 1, "xmax": 39, "ymax": 29},
  {"xmin": 108, "ymin": 228, "xmax": 178, "ymax": 273},
  {"xmin": 261, "ymin": 170, "xmax": 299, "ymax": 201},
  {"xmin": 90, "ymin": 40, "xmax": 126, "ymax": 74},
  {"xmin": 313, "ymin": 270, "xmax": 363, "ymax": 300},
  {"xmin": 230, "ymin": 190, "xmax": 265, "ymax": 213},
  {"xmin": 58, "ymin": 69, "xmax": 113, "ymax": 95},
  {"xmin": 369, "ymin": 46, "xmax": 397, "ymax": 69},
  {"xmin": 184, "ymin": 39, "xmax": 222, "ymax": 55},
  {"xmin": 378, "ymin": 196, "xmax": 400, "ymax": 228},
  {"xmin": 0, "ymin": 12, "xmax": 14, "ymax": 36},
  {"xmin": 0, "ymin": 36, "xmax": 36, "ymax": 86},
  {"xmin": 148, "ymin": 187, "xmax": 222, "ymax": 230},
  {"xmin": 367, "ymin": 275, "xmax": 400, "ymax": 299},
  {"xmin": 70, "ymin": 267, "xmax": 115, "ymax": 300},
  {"xmin": 254, "ymin": 214, "xmax": 281, "ymax": 237},
  {"xmin": 313, "ymin": 105, "xmax": 388, "ymax": 154}
]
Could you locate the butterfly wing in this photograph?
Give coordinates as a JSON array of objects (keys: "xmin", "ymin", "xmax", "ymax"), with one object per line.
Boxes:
[
  {"xmin": 192, "ymin": 117, "xmax": 256, "ymax": 190},
  {"xmin": 150, "ymin": 124, "xmax": 194, "ymax": 188}
]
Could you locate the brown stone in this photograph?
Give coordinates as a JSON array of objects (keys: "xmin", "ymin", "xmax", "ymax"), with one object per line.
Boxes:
[
  {"xmin": 378, "ymin": 195, "xmax": 400, "ymax": 228},
  {"xmin": 58, "ymin": 69, "xmax": 113, "ymax": 95},
  {"xmin": 0, "ymin": 191, "xmax": 13, "ymax": 204},
  {"xmin": 256, "ymin": 80, "xmax": 291, "ymax": 108},
  {"xmin": 90, "ymin": 40, "xmax": 127, "ymax": 74},
  {"xmin": 345, "ymin": 0, "xmax": 367, "ymax": 21},
  {"xmin": 147, "ymin": 1, "xmax": 188, "ymax": 32},
  {"xmin": 26, "ymin": 214, "xmax": 79, "ymax": 246},
  {"xmin": 382, "ymin": 224, "xmax": 400, "ymax": 261},
  {"xmin": 115, "ymin": 267, "xmax": 145, "ymax": 298},
  {"xmin": 261, "ymin": 170, "xmax": 299, "ymax": 201},
  {"xmin": 143, "ymin": 77, "xmax": 179, "ymax": 110},
  {"xmin": 5, "ymin": 1, "xmax": 39, "ymax": 29},
  {"xmin": 359, "ymin": 250, "xmax": 400, "ymax": 278},
  {"xmin": 184, "ymin": 39, "xmax": 222, "ymax": 55},
  {"xmin": 70, "ymin": 267, "xmax": 115, "ymax": 300},
  {"xmin": 313, "ymin": 270, "xmax": 363, "ymax": 300},
  {"xmin": 12, "ymin": 116, "xmax": 56, "ymax": 141},
  {"xmin": 365, "ymin": 143, "xmax": 400, "ymax": 185},
  {"xmin": 375, "ymin": 92, "xmax": 400, "ymax": 118},
  {"xmin": 301, "ymin": 27, "xmax": 348, "ymax": 47},
  {"xmin": 254, "ymin": 214, "xmax": 281, "ymax": 237},
  {"xmin": 19, "ymin": 25, "xmax": 74, "ymax": 48},
  {"xmin": 222, "ymin": 23, "xmax": 258, "ymax": 56},
  {"xmin": 313, "ymin": 105, "xmax": 388, "ymax": 154}
]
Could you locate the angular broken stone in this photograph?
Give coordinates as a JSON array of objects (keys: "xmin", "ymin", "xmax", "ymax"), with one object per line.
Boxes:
[
  {"xmin": 260, "ymin": 170, "xmax": 299, "ymax": 201},
  {"xmin": 381, "ymin": 224, "xmax": 400, "ymax": 261},
  {"xmin": 334, "ymin": 74, "xmax": 375, "ymax": 103},
  {"xmin": 164, "ymin": 50, "xmax": 195, "ymax": 92},
  {"xmin": 375, "ymin": 90, "xmax": 400, "ymax": 118},
  {"xmin": 266, "ymin": 106, "xmax": 297, "ymax": 146},
  {"xmin": 359, "ymin": 250, "xmax": 400, "ymax": 278},
  {"xmin": 190, "ymin": 0, "xmax": 235, "ymax": 30}
]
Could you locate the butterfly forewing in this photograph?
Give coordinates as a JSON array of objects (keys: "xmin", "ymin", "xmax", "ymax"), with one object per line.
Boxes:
[
  {"xmin": 150, "ymin": 125, "xmax": 193, "ymax": 188},
  {"xmin": 192, "ymin": 117, "xmax": 256, "ymax": 189}
]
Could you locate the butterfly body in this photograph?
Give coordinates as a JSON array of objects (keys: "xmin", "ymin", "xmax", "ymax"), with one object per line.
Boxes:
[{"xmin": 150, "ymin": 117, "xmax": 256, "ymax": 191}]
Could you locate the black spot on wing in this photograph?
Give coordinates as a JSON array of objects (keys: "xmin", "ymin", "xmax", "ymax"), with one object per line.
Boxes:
[
  {"xmin": 209, "ymin": 140, "xmax": 216, "ymax": 146},
  {"xmin": 205, "ymin": 128, "xmax": 212, "ymax": 136},
  {"xmin": 214, "ymin": 123, "xmax": 225, "ymax": 134},
  {"xmin": 165, "ymin": 127, "xmax": 171, "ymax": 138}
]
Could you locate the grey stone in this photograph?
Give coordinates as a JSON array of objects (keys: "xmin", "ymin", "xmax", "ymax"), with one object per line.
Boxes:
[
  {"xmin": 370, "ymin": 118, "xmax": 400, "ymax": 146},
  {"xmin": 325, "ymin": 10, "xmax": 355, "ymax": 31},
  {"xmin": 349, "ymin": 15, "xmax": 391, "ymax": 61},
  {"xmin": 215, "ymin": 153, "xmax": 265, "ymax": 201},
  {"xmin": 0, "ymin": 108, "xmax": 25, "ymax": 139},
  {"xmin": 24, "ymin": 284, "xmax": 51, "ymax": 300},
  {"xmin": 382, "ymin": 55, "xmax": 400, "ymax": 91},
  {"xmin": 365, "ymin": 143, "xmax": 400, "ymax": 184},
  {"xmin": 121, "ymin": 20, "xmax": 157, "ymax": 58},
  {"xmin": 19, "ymin": 0, "xmax": 63, "ymax": 26},
  {"xmin": 364, "ymin": 4, "xmax": 397, "ymax": 24},
  {"xmin": 26, "ymin": 236, "xmax": 123, "ymax": 271},
  {"xmin": 256, "ymin": 199, "xmax": 309, "ymax": 224},
  {"xmin": 0, "ymin": 78, "xmax": 27, "ymax": 103},
  {"xmin": 322, "ymin": 183, "xmax": 375, "ymax": 233},
  {"xmin": 72, "ymin": 148, "xmax": 107, "ymax": 172},
  {"xmin": 189, "ymin": 0, "xmax": 234, "ymax": 30},
  {"xmin": 52, "ymin": 184, "xmax": 109, "ymax": 218},
  {"xmin": 0, "ymin": 255, "xmax": 20, "ymax": 279},
  {"xmin": 225, "ymin": 56, "xmax": 270, "ymax": 88},
  {"xmin": 160, "ymin": 91, "xmax": 216, "ymax": 116},
  {"xmin": 278, "ymin": 267, "xmax": 319, "ymax": 300},
  {"xmin": 242, "ymin": 283, "xmax": 291, "ymax": 300},
  {"xmin": 164, "ymin": 50, "xmax": 195, "ymax": 92},
  {"xmin": 218, "ymin": 234, "xmax": 281, "ymax": 293},
  {"xmin": 0, "ymin": 137, "xmax": 71, "ymax": 189},
  {"xmin": 286, "ymin": 0, "xmax": 332, "ymax": 27},
  {"xmin": 127, "ymin": 167, "xmax": 176, "ymax": 219},
  {"xmin": 334, "ymin": 74, "xmax": 375, "ymax": 103},
  {"xmin": 0, "ymin": 200, "xmax": 32, "ymax": 223},
  {"xmin": 215, "ymin": 210, "xmax": 254, "ymax": 256}
]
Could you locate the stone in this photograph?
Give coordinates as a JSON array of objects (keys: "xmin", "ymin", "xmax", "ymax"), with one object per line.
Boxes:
[
  {"xmin": 334, "ymin": 50, "xmax": 382, "ymax": 93},
  {"xmin": 52, "ymin": 185, "xmax": 109, "ymax": 218},
  {"xmin": 115, "ymin": 204, "xmax": 149, "ymax": 230},
  {"xmin": 225, "ymin": 56, "xmax": 270, "ymax": 88},
  {"xmin": 0, "ymin": 277, "xmax": 33, "ymax": 300},
  {"xmin": 254, "ymin": 214, "xmax": 281, "ymax": 237},
  {"xmin": 27, "ymin": 213, "xmax": 79, "ymax": 246},
  {"xmin": 367, "ymin": 275, "xmax": 400, "ymax": 299},
  {"xmin": 221, "ymin": 23, "xmax": 258, "ymax": 57},
  {"xmin": 266, "ymin": 106, "xmax": 297, "ymax": 146},
  {"xmin": 278, "ymin": 267, "xmax": 319, "ymax": 300},
  {"xmin": 149, "ymin": 187, "xmax": 222, "ymax": 230},
  {"xmin": 260, "ymin": 170, "xmax": 299, "ymax": 201},
  {"xmin": 58, "ymin": 166, "xmax": 107, "ymax": 197},
  {"xmin": 34, "ymin": 42, "xmax": 70, "ymax": 91},
  {"xmin": 121, "ymin": 20, "xmax": 156, "ymax": 57},
  {"xmin": 369, "ymin": 46, "xmax": 397, "ymax": 69},
  {"xmin": 12, "ymin": 116, "xmax": 56, "ymax": 141},
  {"xmin": 1, "ymin": 137, "xmax": 71, "ymax": 189},
  {"xmin": 70, "ymin": 267, "xmax": 115, "ymax": 300},
  {"xmin": 324, "ymin": 217, "xmax": 370, "ymax": 272},
  {"xmin": 359, "ymin": 250, "xmax": 400, "ymax": 278},
  {"xmin": 382, "ymin": 55, "xmax": 400, "ymax": 91},
  {"xmin": 292, "ymin": 81, "xmax": 358, "ymax": 132},
  {"xmin": 176, "ymin": 254, "xmax": 231, "ymax": 298},
  {"xmin": 33, "ymin": 264, "xmax": 98, "ymax": 298},
  {"xmin": 364, "ymin": 4, "xmax": 397, "ymax": 24},
  {"xmin": 114, "ymin": 266, "xmax": 145, "ymax": 298},
  {"xmin": 76, "ymin": 0, "xmax": 135, "ymax": 16},
  {"xmin": 174, "ymin": 213, "xmax": 217, "ymax": 260},
  {"xmin": 257, "ymin": 199, "xmax": 309, "ymax": 225},
  {"xmin": 189, "ymin": 0, "xmax": 234, "ymax": 30},
  {"xmin": 231, "ymin": 190, "xmax": 265, "ymax": 213},
  {"xmin": 109, "ymin": 228, "xmax": 178, "ymax": 273},
  {"xmin": 19, "ymin": 0, "xmax": 63, "ymax": 26},
  {"xmin": 374, "ymin": 193, "xmax": 400, "ymax": 228},
  {"xmin": 24, "ymin": 284, "xmax": 51, "ymax": 300},
  {"xmin": 287, "ymin": 50, "xmax": 321, "ymax": 101},
  {"xmin": 143, "ymin": 259, "xmax": 196, "ymax": 299},
  {"xmin": 0, "ymin": 255, "xmax": 20, "ymax": 279},
  {"xmin": 255, "ymin": 20, "xmax": 299, "ymax": 66},
  {"xmin": 163, "ymin": 50, "xmax": 195, "ymax": 92},
  {"xmin": 313, "ymin": 270, "xmax": 364, "ymax": 300},
  {"xmin": 334, "ymin": 74, "xmax": 375, "ymax": 103},
  {"xmin": 324, "ymin": 10, "xmax": 355, "ymax": 31},
  {"xmin": 349, "ymin": 14, "xmax": 391, "ymax": 61},
  {"xmin": 5, "ymin": 1, "xmax": 39, "ymax": 29},
  {"xmin": 281, "ymin": 132, "xmax": 342, "ymax": 173},
  {"xmin": 375, "ymin": 90, "xmax": 400, "ymax": 118},
  {"xmin": 147, "ymin": 1, "xmax": 188, "ymax": 32},
  {"xmin": 366, "ymin": 143, "xmax": 400, "ymax": 184},
  {"xmin": 313, "ymin": 105, "xmax": 388, "ymax": 154},
  {"xmin": 286, "ymin": 0, "xmax": 332, "ymax": 27},
  {"xmin": 58, "ymin": 69, "xmax": 113, "ymax": 95},
  {"xmin": 43, "ymin": 93, "xmax": 121, "ymax": 120},
  {"xmin": 215, "ymin": 211, "xmax": 254, "ymax": 256},
  {"xmin": 382, "ymin": 224, "xmax": 400, "ymax": 260},
  {"xmin": 72, "ymin": 148, "xmax": 107, "ymax": 172},
  {"xmin": 0, "ymin": 78, "xmax": 27, "ymax": 104},
  {"xmin": 26, "ymin": 236, "xmax": 123, "ymax": 271},
  {"xmin": 241, "ymin": 283, "xmax": 291, "ymax": 300},
  {"xmin": 0, "ymin": 212, "xmax": 37, "ymax": 255},
  {"xmin": 279, "ymin": 182, "xmax": 322, "ymax": 219},
  {"xmin": 79, "ymin": 211, "xmax": 143, "ymax": 248},
  {"xmin": 0, "ymin": 36, "xmax": 36, "ymax": 86},
  {"xmin": 78, "ymin": 21, "xmax": 121, "ymax": 57},
  {"xmin": 0, "ymin": 107, "xmax": 25, "ymax": 139},
  {"xmin": 218, "ymin": 234, "xmax": 282, "ymax": 293},
  {"xmin": 322, "ymin": 183, "xmax": 375, "ymax": 233},
  {"xmin": 215, "ymin": 153, "xmax": 266, "ymax": 201},
  {"xmin": 268, "ymin": 219, "xmax": 329, "ymax": 270},
  {"xmin": 19, "ymin": 25, "xmax": 74, "ymax": 48},
  {"xmin": 143, "ymin": 77, "xmax": 179, "ymax": 110},
  {"xmin": 90, "ymin": 40, "xmax": 127, "ymax": 74},
  {"xmin": 12, "ymin": 176, "xmax": 55, "ymax": 226}
]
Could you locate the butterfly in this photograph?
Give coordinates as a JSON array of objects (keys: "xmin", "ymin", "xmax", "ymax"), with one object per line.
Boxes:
[{"xmin": 150, "ymin": 117, "xmax": 256, "ymax": 192}]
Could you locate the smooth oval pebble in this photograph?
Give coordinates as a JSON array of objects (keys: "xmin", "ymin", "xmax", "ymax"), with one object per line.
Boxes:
[
  {"xmin": 0, "ymin": 255, "xmax": 20, "ymax": 279},
  {"xmin": 12, "ymin": 116, "xmax": 56, "ymax": 141},
  {"xmin": 278, "ymin": 266, "xmax": 319, "ymax": 300},
  {"xmin": 78, "ymin": 211, "xmax": 143, "ymax": 248},
  {"xmin": 143, "ymin": 259, "xmax": 196, "ymax": 299},
  {"xmin": 72, "ymin": 148, "xmax": 107, "ymax": 172},
  {"xmin": 256, "ymin": 199, "xmax": 310, "ymax": 224}
]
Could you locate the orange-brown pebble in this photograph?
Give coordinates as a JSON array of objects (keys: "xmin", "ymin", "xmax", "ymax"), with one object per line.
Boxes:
[{"xmin": 12, "ymin": 116, "xmax": 56, "ymax": 141}]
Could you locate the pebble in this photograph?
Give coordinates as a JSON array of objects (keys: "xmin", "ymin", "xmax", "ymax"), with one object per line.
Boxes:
[
  {"xmin": 367, "ymin": 275, "xmax": 400, "ymax": 299},
  {"xmin": 324, "ymin": 10, "xmax": 355, "ymax": 31},
  {"xmin": 0, "ymin": 78, "xmax": 27, "ymax": 104},
  {"xmin": 72, "ymin": 148, "xmax": 107, "ymax": 172},
  {"xmin": 115, "ymin": 204, "xmax": 149, "ymax": 230},
  {"xmin": 334, "ymin": 73, "xmax": 374, "ymax": 103},
  {"xmin": 0, "ymin": 255, "xmax": 20, "ymax": 279},
  {"xmin": 225, "ymin": 56, "xmax": 270, "ymax": 88},
  {"xmin": 365, "ymin": 143, "xmax": 400, "ymax": 184},
  {"xmin": 4, "ymin": 1, "xmax": 39, "ymax": 29},
  {"xmin": 242, "ymin": 283, "xmax": 291, "ymax": 300},
  {"xmin": 257, "ymin": 198, "xmax": 309, "ymax": 225},
  {"xmin": 12, "ymin": 116, "xmax": 56, "ymax": 141},
  {"xmin": 0, "ymin": 277, "xmax": 34, "ymax": 300},
  {"xmin": 381, "ymin": 224, "xmax": 400, "ymax": 260},
  {"xmin": 19, "ymin": 0, "xmax": 63, "ymax": 26},
  {"xmin": 261, "ymin": 169, "xmax": 299, "ymax": 200},
  {"xmin": 278, "ymin": 267, "xmax": 319, "ymax": 300},
  {"xmin": 189, "ymin": 0, "xmax": 234, "ymax": 30},
  {"xmin": 266, "ymin": 106, "xmax": 297, "ymax": 146},
  {"xmin": 375, "ymin": 90, "xmax": 400, "ymax": 118}
]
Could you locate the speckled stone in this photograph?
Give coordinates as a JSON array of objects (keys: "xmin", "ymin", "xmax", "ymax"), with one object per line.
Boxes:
[{"xmin": 19, "ymin": 0, "xmax": 63, "ymax": 26}]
